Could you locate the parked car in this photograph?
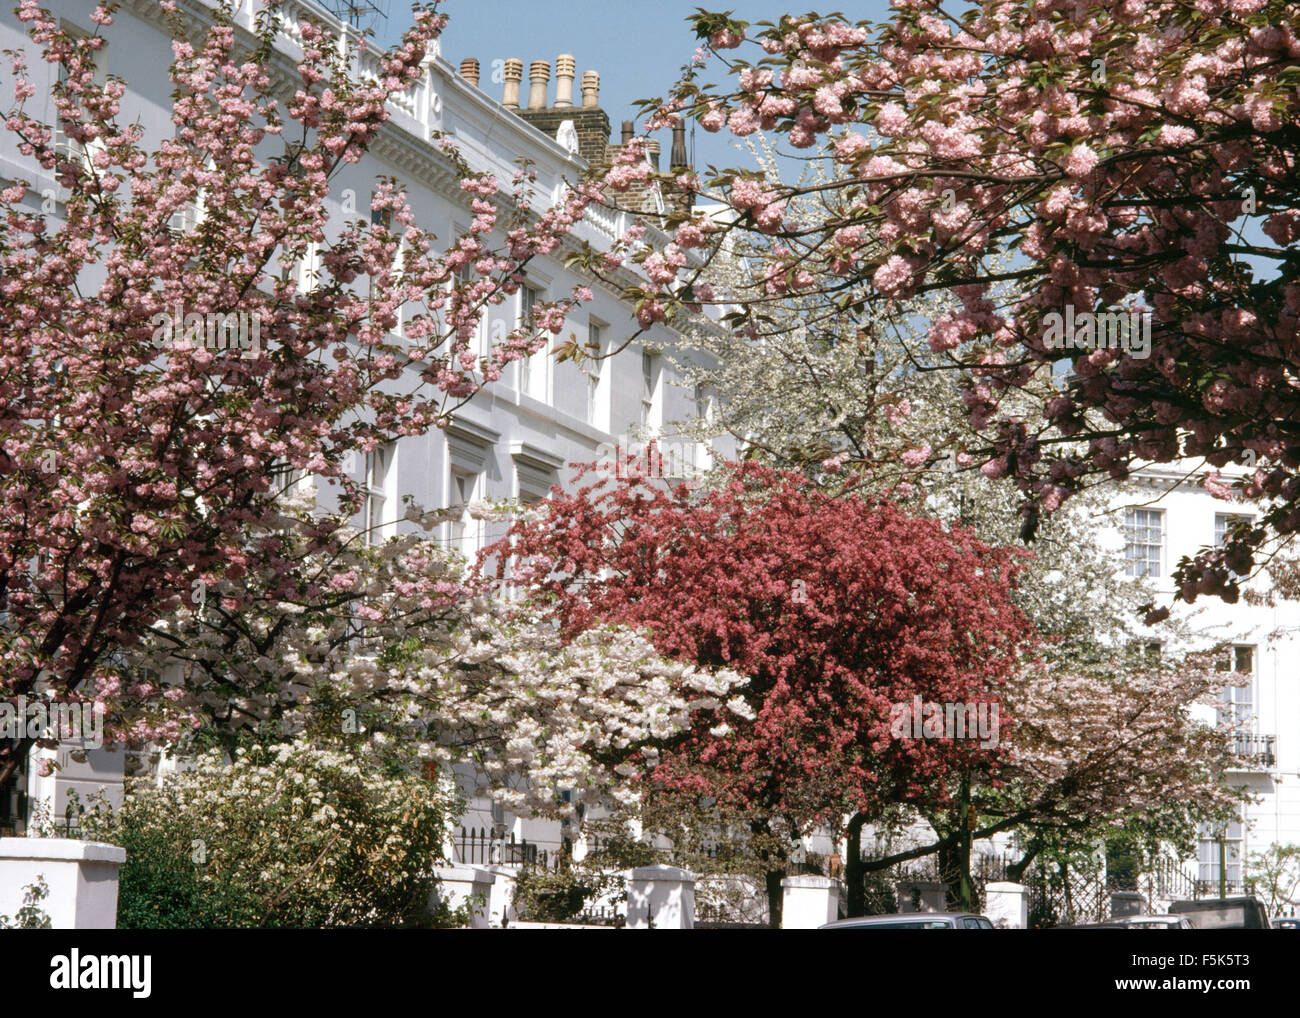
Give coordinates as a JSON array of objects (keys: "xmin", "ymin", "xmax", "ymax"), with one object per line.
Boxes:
[
  {"xmin": 820, "ymin": 912, "xmax": 995, "ymax": 929},
  {"xmin": 1167, "ymin": 897, "xmax": 1272, "ymax": 929},
  {"xmin": 1273, "ymin": 917, "xmax": 1300, "ymax": 929},
  {"xmin": 1119, "ymin": 915, "xmax": 1193, "ymax": 929}
]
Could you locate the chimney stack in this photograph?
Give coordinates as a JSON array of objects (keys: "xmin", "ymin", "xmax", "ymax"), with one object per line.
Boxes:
[
  {"xmin": 513, "ymin": 62, "xmax": 610, "ymax": 170},
  {"xmin": 501, "ymin": 58, "xmax": 523, "ymax": 110},
  {"xmin": 555, "ymin": 54, "xmax": 575, "ymax": 107},
  {"xmin": 459, "ymin": 57, "xmax": 479, "ymax": 89},
  {"xmin": 581, "ymin": 70, "xmax": 599, "ymax": 108},
  {"xmin": 527, "ymin": 60, "xmax": 550, "ymax": 111},
  {"xmin": 670, "ymin": 122, "xmax": 689, "ymax": 170}
]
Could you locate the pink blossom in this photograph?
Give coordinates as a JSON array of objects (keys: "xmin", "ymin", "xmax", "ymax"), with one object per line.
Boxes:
[
  {"xmin": 1063, "ymin": 143, "xmax": 1099, "ymax": 178},
  {"xmin": 873, "ymin": 255, "xmax": 913, "ymax": 297},
  {"xmin": 901, "ymin": 443, "xmax": 931, "ymax": 468}
]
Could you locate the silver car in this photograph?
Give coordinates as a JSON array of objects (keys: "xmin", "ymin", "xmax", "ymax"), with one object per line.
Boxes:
[
  {"xmin": 820, "ymin": 912, "xmax": 995, "ymax": 929},
  {"xmin": 1119, "ymin": 915, "xmax": 1193, "ymax": 929}
]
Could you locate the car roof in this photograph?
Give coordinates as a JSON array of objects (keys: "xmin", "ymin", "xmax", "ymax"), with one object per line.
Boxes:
[{"xmin": 820, "ymin": 913, "xmax": 988, "ymax": 928}]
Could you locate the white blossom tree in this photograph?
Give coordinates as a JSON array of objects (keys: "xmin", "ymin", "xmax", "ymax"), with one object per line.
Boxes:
[{"xmin": 122, "ymin": 486, "xmax": 749, "ymax": 817}]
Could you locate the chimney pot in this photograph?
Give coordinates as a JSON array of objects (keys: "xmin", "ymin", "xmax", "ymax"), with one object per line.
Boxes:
[
  {"xmin": 527, "ymin": 60, "xmax": 550, "ymax": 110},
  {"xmin": 580, "ymin": 70, "xmax": 599, "ymax": 108},
  {"xmin": 670, "ymin": 122, "xmax": 689, "ymax": 170},
  {"xmin": 621, "ymin": 120, "xmax": 634, "ymax": 145},
  {"xmin": 459, "ymin": 57, "xmax": 479, "ymax": 88},
  {"xmin": 502, "ymin": 58, "xmax": 523, "ymax": 109},
  {"xmin": 555, "ymin": 54, "xmax": 576, "ymax": 107},
  {"xmin": 647, "ymin": 139, "xmax": 660, "ymax": 172}
]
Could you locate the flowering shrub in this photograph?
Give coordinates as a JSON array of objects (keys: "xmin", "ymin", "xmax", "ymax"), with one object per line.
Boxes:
[
  {"xmin": 490, "ymin": 460, "xmax": 1034, "ymax": 919},
  {"xmin": 78, "ymin": 739, "xmax": 454, "ymax": 928}
]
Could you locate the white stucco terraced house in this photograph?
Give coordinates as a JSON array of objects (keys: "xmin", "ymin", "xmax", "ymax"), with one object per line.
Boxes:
[{"xmin": 1103, "ymin": 464, "xmax": 1300, "ymax": 901}]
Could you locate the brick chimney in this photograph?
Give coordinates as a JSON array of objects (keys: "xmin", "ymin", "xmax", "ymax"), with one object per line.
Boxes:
[
  {"xmin": 501, "ymin": 56, "xmax": 693, "ymax": 213},
  {"xmin": 515, "ymin": 59, "xmax": 611, "ymax": 167}
]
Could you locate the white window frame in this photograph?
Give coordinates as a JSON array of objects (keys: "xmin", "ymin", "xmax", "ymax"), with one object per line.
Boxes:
[
  {"xmin": 1197, "ymin": 815, "xmax": 1243, "ymax": 887},
  {"xmin": 587, "ymin": 320, "xmax": 608, "ymax": 429},
  {"xmin": 641, "ymin": 347, "xmax": 661, "ymax": 433},
  {"xmin": 363, "ymin": 443, "xmax": 394, "ymax": 546},
  {"xmin": 453, "ymin": 222, "xmax": 488, "ymax": 358},
  {"xmin": 448, "ymin": 468, "xmax": 482, "ymax": 560},
  {"xmin": 517, "ymin": 285, "xmax": 547, "ymax": 400},
  {"xmin": 53, "ymin": 22, "xmax": 109, "ymax": 178},
  {"xmin": 1217, "ymin": 644, "xmax": 1255, "ymax": 730},
  {"xmin": 1123, "ymin": 507, "xmax": 1164, "ymax": 578}
]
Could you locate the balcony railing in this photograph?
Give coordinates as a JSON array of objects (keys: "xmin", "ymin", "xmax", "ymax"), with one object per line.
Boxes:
[
  {"xmin": 1230, "ymin": 733, "xmax": 1276, "ymax": 768},
  {"xmin": 1194, "ymin": 879, "xmax": 1256, "ymax": 898}
]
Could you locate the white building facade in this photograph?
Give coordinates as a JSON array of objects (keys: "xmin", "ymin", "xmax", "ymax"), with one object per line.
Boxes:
[{"xmin": 1105, "ymin": 466, "xmax": 1300, "ymax": 902}]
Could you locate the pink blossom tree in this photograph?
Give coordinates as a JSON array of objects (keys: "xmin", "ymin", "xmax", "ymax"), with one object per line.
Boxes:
[
  {"xmin": 0, "ymin": 0, "xmax": 602, "ymax": 791},
  {"xmin": 597, "ymin": 1, "xmax": 1300, "ymax": 607}
]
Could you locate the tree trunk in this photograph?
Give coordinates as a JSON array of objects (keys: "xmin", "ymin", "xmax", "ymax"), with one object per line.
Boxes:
[
  {"xmin": 1007, "ymin": 839, "xmax": 1042, "ymax": 883},
  {"xmin": 939, "ymin": 776, "xmax": 974, "ymax": 912},
  {"xmin": 764, "ymin": 868, "xmax": 784, "ymax": 928},
  {"xmin": 845, "ymin": 812, "xmax": 868, "ymax": 916}
]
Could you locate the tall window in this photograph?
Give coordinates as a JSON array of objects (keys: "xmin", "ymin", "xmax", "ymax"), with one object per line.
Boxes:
[
  {"xmin": 1215, "ymin": 513, "xmax": 1252, "ymax": 576},
  {"xmin": 1127, "ymin": 639, "xmax": 1161, "ymax": 672},
  {"xmin": 1123, "ymin": 507, "xmax": 1164, "ymax": 578},
  {"xmin": 689, "ymin": 381, "xmax": 712, "ymax": 473},
  {"xmin": 454, "ymin": 228, "xmax": 487, "ymax": 357},
  {"xmin": 1217, "ymin": 644, "xmax": 1255, "ymax": 730},
  {"xmin": 269, "ymin": 462, "xmax": 304, "ymax": 500},
  {"xmin": 587, "ymin": 322, "xmax": 605, "ymax": 427},
  {"xmin": 1197, "ymin": 816, "xmax": 1243, "ymax": 888},
  {"xmin": 449, "ymin": 469, "xmax": 481, "ymax": 559},
  {"xmin": 363, "ymin": 443, "xmax": 393, "ymax": 546},
  {"xmin": 367, "ymin": 196, "xmax": 392, "ymax": 302},
  {"xmin": 297, "ymin": 240, "xmax": 320, "ymax": 295},
  {"xmin": 1215, "ymin": 513, "xmax": 1250, "ymax": 548},
  {"xmin": 517, "ymin": 286, "xmax": 541, "ymax": 397},
  {"xmin": 54, "ymin": 24, "xmax": 108, "ymax": 176},
  {"xmin": 641, "ymin": 349, "xmax": 660, "ymax": 431}
]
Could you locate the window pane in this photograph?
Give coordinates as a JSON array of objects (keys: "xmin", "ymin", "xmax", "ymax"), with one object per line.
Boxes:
[{"xmin": 1123, "ymin": 508, "xmax": 1163, "ymax": 577}]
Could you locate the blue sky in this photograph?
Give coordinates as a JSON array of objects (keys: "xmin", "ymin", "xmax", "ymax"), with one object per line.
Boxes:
[{"xmin": 369, "ymin": 0, "xmax": 897, "ymax": 173}]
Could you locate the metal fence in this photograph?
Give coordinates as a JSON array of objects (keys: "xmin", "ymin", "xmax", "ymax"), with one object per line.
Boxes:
[{"xmin": 453, "ymin": 826, "xmax": 563, "ymax": 870}]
